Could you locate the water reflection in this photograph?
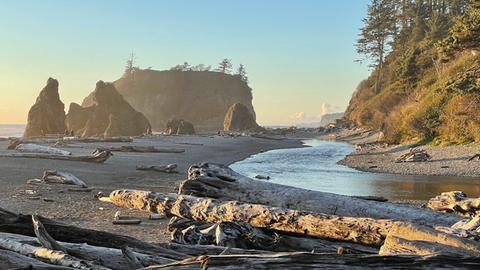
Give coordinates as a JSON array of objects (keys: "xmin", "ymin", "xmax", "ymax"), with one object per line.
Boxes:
[{"xmin": 231, "ymin": 139, "xmax": 480, "ymax": 201}]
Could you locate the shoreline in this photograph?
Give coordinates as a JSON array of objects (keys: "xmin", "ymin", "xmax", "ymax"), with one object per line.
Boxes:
[
  {"xmin": 324, "ymin": 128, "xmax": 480, "ymax": 177},
  {"xmin": 0, "ymin": 134, "xmax": 303, "ymax": 243}
]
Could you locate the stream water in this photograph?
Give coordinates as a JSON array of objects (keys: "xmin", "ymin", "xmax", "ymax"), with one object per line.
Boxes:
[{"xmin": 231, "ymin": 139, "xmax": 480, "ymax": 201}]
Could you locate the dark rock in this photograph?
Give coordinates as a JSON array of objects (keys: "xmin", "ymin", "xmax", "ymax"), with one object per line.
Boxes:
[
  {"xmin": 24, "ymin": 78, "xmax": 66, "ymax": 137},
  {"xmin": 66, "ymin": 81, "xmax": 151, "ymax": 138},
  {"xmin": 223, "ymin": 103, "xmax": 261, "ymax": 132},
  {"xmin": 165, "ymin": 119, "xmax": 195, "ymax": 135}
]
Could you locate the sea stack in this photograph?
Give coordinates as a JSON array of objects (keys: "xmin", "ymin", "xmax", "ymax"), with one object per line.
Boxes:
[
  {"xmin": 66, "ymin": 81, "xmax": 152, "ymax": 138},
  {"xmin": 24, "ymin": 78, "xmax": 66, "ymax": 138},
  {"xmin": 165, "ymin": 119, "xmax": 195, "ymax": 135},
  {"xmin": 223, "ymin": 103, "xmax": 260, "ymax": 132}
]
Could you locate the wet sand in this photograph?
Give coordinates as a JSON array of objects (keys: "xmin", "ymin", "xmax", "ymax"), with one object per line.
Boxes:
[{"xmin": 0, "ymin": 135, "xmax": 302, "ymax": 243}]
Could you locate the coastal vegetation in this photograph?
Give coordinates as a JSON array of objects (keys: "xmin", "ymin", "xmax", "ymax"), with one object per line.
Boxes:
[{"xmin": 346, "ymin": 0, "xmax": 480, "ymax": 144}]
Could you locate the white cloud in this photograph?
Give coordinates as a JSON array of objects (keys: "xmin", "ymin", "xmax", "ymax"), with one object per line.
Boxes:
[{"xmin": 288, "ymin": 103, "xmax": 344, "ymax": 126}]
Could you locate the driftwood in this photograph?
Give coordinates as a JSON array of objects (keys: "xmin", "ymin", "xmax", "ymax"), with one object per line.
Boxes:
[
  {"xmin": 468, "ymin": 154, "xmax": 480, "ymax": 161},
  {"xmin": 137, "ymin": 164, "xmax": 179, "ymax": 173},
  {"xmin": 379, "ymin": 222, "xmax": 480, "ymax": 256},
  {"xmin": 427, "ymin": 191, "xmax": 480, "ymax": 217},
  {"xmin": 163, "ymin": 242, "xmax": 273, "ymax": 256},
  {"xmin": 0, "ymin": 207, "xmax": 187, "ymax": 260},
  {"xmin": 101, "ymin": 189, "xmax": 392, "ymax": 246},
  {"xmin": 16, "ymin": 143, "xmax": 72, "ymax": 156},
  {"xmin": 395, "ymin": 148, "xmax": 431, "ymax": 163},
  {"xmin": 95, "ymin": 146, "xmax": 185, "ymax": 153},
  {"xmin": 168, "ymin": 217, "xmax": 378, "ymax": 254},
  {"xmin": 179, "ymin": 163, "xmax": 461, "ymax": 226},
  {"xmin": 0, "ymin": 249, "xmax": 75, "ymax": 269},
  {"xmin": 28, "ymin": 170, "xmax": 88, "ymax": 188},
  {"xmin": 0, "ymin": 149, "xmax": 113, "ymax": 164},
  {"xmin": 141, "ymin": 253, "xmax": 480, "ymax": 270}
]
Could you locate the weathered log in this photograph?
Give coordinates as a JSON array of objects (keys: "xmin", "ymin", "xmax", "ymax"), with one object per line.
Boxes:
[
  {"xmin": 15, "ymin": 143, "xmax": 72, "ymax": 156},
  {"xmin": 141, "ymin": 252, "xmax": 480, "ymax": 270},
  {"xmin": 162, "ymin": 242, "xmax": 272, "ymax": 256},
  {"xmin": 95, "ymin": 146, "xmax": 185, "ymax": 153},
  {"xmin": 379, "ymin": 222, "xmax": 480, "ymax": 256},
  {"xmin": 0, "ymin": 233, "xmax": 175, "ymax": 270},
  {"xmin": 137, "ymin": 164, "xmax": 178, "ymax": 173},
  {"xmin": 0, "ymin": 207, "xmax": 187, "ymax": 260},
  {"xmin": 168, "ymin": 217, "xmax": 378, "ymax": 254},
  {"xmin": 179, "ymin": 163, "xmax": 461, "ymax": 226},
  {"xmin": 352, "ymin": 195, "xmax": 388, "ymax": 202},
  {"xmin": 427, "ymin": 191, "xmax": 480, "ymax": 217},
  {"xmin": 395, "ymin": 148, "xmax": 431, "ymax": 163},
  {"xmin": 468, "ymin": 154, "xmax": 480, "ymax": 161},
  {"xmin": 102, "ymin": 190, "xmax": 392, "ymax": 246},
  {"xmin": 0, "ymin": 249, "xmax": 74, "ymax": 270},
  {"xmin": 0, "ymin": 149, "xmax": 113, "ymax": 163},
  {"xmin": 28, "ymin": 170, "xmax": 89, "ymax": 188},
  {"xmin": 32, "ymin": 214, "xmax": 67, "ymax": 253}
]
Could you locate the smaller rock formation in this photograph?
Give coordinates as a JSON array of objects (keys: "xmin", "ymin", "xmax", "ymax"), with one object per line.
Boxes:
[
  {"xmin": 223, "ymin": 103, "xmax": 261, "ymax": 132},
  {"xmin": 165, "ymin": 119, "xmax": 195, "ymax": 135},
  {"xmin": 66, "ymin": 81, "xmax": 151, "ymax": 138},
  {"xmin": 24, "ymin": 78, "xmax": 67, "ymax": 138}
]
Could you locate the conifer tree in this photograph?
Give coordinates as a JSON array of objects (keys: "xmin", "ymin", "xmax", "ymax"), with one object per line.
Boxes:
[
  {"xmin": 236, "ymin": 64, "xmax": 248, "ymax": 83},
  {"xmin": 217, "ymin": 58, "xmax": 233, "ymax": 74}
]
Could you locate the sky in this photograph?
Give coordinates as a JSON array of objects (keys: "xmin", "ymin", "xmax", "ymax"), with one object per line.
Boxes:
[{"xmin": 0, "ymin": 0, "xmax": 371, "ymax": 126}]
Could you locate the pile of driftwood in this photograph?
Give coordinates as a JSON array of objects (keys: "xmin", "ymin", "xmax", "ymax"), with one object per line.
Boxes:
[
  {"xmin": 395, "ymin": 148, "xmax": 432, "ymax": 163},
  {"xmin": 428, "ymin": 191, "xmax": 480, "ymax": 218},
  {"xmin": 90, "ymin": 163, "xmax": 480, "ymax": 268}
]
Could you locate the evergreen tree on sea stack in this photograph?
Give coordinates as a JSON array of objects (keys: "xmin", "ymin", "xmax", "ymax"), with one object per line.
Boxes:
[
  {"xmin": 217, "ymin": 58, "xmax": 233, "ymax": 74},
  {"xmin": 236, "ymin": 64, "xmax": 248, "ymax": 83}
]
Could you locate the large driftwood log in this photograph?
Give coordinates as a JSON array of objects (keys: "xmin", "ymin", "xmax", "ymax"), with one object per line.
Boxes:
[
  {"xmin": 137, "ymin": 164, "xmax": 179, "ymax": 173},
  {"xmin": 0, "ymin": 249, "xmax": 74, "ymax": 270},
  {"xmin": 0, "ymin": 207, "xmax": 187, "ymax": 260},
  {"xmin": 0, "ymin": 149, "xmax": 113, "ymax": 163},
  {"xmin": 379, "ymin": 222, "xmax": 480, "ymax": 256},
  {"xmin": 102, "ymin": 190, "xmax": 392, "ymax": 246},
  {"xmin": 168, "ymin": 217, "xmax": 378, "ymax": 254},
  {"xmin": 16, "ymin": 143, "xmax": 72, "ymax": 156},
  {"xmin": 28, "ymin": 170, "xmax": 88, "ymax": 188},
  {"xmin": 95, "ymin": 146, "xmax": 185, "ymax": 153},
  {"xmin": 427, "ymin": 191, "xmax": 480, "ymax": 217},
  {"xmin": 179, "ymin": 163, "xmax": 461, "ymax": 226},
  {"xmin": 141, "ymin": 253, "xmax": 480, "ymax": 270}
]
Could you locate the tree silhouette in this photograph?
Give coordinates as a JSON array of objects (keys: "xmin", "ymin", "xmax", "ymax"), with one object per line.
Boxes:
[
  {"xmin": 236, "ymin": 64, "xmax": 248, "ymax": 83},
  {"xmin": 216, "ymin": 58, "xmax": 232, "ymax": 74}
]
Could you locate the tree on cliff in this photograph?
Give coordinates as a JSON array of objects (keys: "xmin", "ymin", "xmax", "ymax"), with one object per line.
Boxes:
[
  {"xmin": 216, "ymin": 58, "xmax": 233, "ymax": 74},
  {"xmin": 124, "ymin": 52, "xmax": 138, "ymax": 76},
  {"xmin": 236, "ymin": 64, "xmax": 248, "ymax": 83},
  {"xmin": 356, "ymin": 0, "xmax": 397, "ymax": 93}
]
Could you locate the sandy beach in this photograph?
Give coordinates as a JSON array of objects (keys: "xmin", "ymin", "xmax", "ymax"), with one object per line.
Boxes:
[
  {"xmin": 323, "ymin": 128, "xmax": 480, "ymax": 177},
  {"xmin": 0, "ymin": 135, "xmax": 302, "ymax": 243}
]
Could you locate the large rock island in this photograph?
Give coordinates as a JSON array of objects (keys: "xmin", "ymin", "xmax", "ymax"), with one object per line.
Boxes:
[
  {"xmin": 66, "ymin": 81, "xmax": 151, "ymax": 138},
  {"xmin": 24, "ymin": 78, "xmax": 67, "ymax": 138},
  {"xmin": 113, "ymin": 69, "xmax": 256, "ymax": 132}
]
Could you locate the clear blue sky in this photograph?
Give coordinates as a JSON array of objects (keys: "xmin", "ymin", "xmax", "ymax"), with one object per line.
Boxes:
[{"xmin": 0, "ymin": 0, "xmax": 371, "ymax": 125}]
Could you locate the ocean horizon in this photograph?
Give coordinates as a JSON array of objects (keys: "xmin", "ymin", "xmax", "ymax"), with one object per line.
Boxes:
[{"xmin": 0, "ymin": 124, "xmax": 26, "ymax": 138}]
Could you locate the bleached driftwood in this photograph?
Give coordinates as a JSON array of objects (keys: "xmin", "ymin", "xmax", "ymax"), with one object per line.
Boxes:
[
  {"xmin": 0, "ymin": 149, "xmax": 113, "ymax": 164},
  {"xmin": 137, "ymin": 164, "xmax": 178, "ymax": 173},
  {"xmin": 141, "ymin": 252, "xmax": 480, "ymax": 270},
  {"xmin": 28, "ymin": 171, "xmax": 88, "ymax": 188},
  {"xmin": 101, "ymin": 189, "xmax": 392, "ymax": 246},
  {"xmin": 379, "ymin": 222, "xmax": 480, "ymax": 256},
  {"xmin": 395, "ymin": 148, "xmax": 431, "ymax": 163},
  {"xmin": 168, "ymin": 217, "xmax": 378, "ymax": 254},
  {"xmin": 179, "ymin": 163, "xmax": 461, "ymax": 227},
  {"xmin": 0, "ymin": 207, "xmax": 187, "ymax": 260},
  {"xmin": 16, "ymin": 143, "xmax": 72, "ymax": 156},
  {"xmin": 427, "ymin": 191, "xmax": 480, "ymax": 217},
  {"xmin": 95, "ymin": 146, "xmax": 185, "ymax": 153},
  {"xmin": 0, "ymin": 249, "xmax": 74, "ymax": 270}
]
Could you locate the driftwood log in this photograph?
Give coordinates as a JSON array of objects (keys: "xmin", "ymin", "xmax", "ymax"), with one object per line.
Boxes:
[
  {"xmin": 15, "ymin": 143, "xmax": 72, "ymax": 156},
  {"xmin": 468, "ymin": 154, "xmax": 480, "ymax": 161},
  {"xmin": 95, "ymin": 146, "xmax": 185, "ymax": 153},
  {"xmin": 0, "ymin": 207, "xmax": 187, "ymax": 260},
  {"xmin": 168, "ymin": 217, "xmax": 378, "ymax": 254},
  {"xmin": 101, "ymin": 189, "xmax": 392, "ymax": 246},
  {"xmin": 27, "ymin": 170, "xmax": 88, "ymax": 188},
  {"xmin": 179, "ymin": 163, "xmax": 461, "ymax": 226},
  {"xmin": 137, "ymin": 164, "xmax": 179, "ymax": 173},
  {"xmin": 0, "ymin": 249, "xmax": 75, "ymax": 270},
  {"xmin": 141, "ymin": 252, "xmax": 480, "ymax": 270},
  {"xmin": 0, "ymin": 149, "xmax": 113, "ymax": 163},
  {"xmin": 395, "ymin": 148, "xmax": 431, "ymax": 163},
  {"xmin": 427, "ymin": 191, "xmax": 480, "ymax": 217}
]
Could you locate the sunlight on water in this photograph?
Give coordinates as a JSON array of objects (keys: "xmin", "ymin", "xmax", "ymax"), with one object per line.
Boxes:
[{"xmin": 231, "ymin": 139, "xmax": 480, "ymax": 201}]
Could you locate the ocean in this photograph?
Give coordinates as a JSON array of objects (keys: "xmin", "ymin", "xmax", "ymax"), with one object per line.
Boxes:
[
  {"xmin": 0, "ymin": 124, "xmax": 25, "ymax": 138},
  {"xmin": 231, "ymin": 139, "xmax": 480, "ymax": 201}
]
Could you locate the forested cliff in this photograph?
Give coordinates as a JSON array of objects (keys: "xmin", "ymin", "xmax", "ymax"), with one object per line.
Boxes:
[{"xmin": 346, "ymin": 0, "xmax": 480, "ymax": 144}]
